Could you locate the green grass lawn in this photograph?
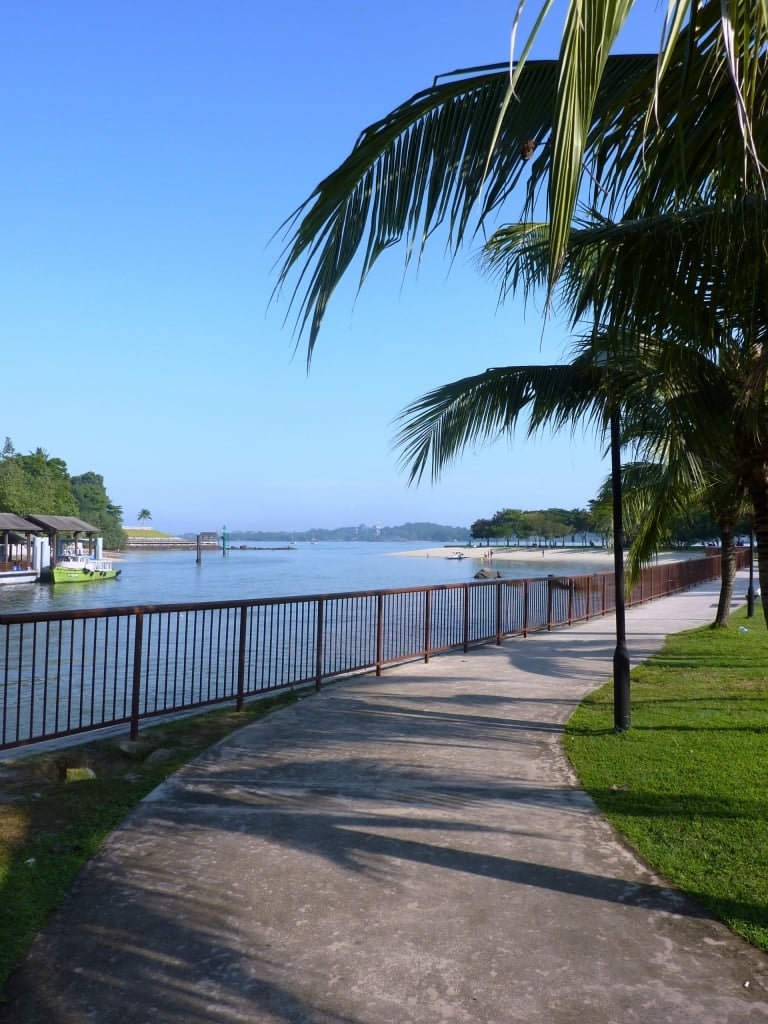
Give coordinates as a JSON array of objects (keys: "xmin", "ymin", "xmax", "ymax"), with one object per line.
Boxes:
[
  {"xmin": 123, "ymin": 527, "xmax": 177, "ymax": 538},
  {"xmin": 565, "ymin": 604, "xmax": 768, "ymax": 951}
]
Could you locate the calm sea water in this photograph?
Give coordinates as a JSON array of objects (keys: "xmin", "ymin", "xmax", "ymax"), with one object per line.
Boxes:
[{"xmin": 0, "ymin": 541, "xmax": 614, "ymax": 616}]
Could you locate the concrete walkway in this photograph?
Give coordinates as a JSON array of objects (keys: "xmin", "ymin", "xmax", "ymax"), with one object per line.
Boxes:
[{"xmin": 2, "ymin": 577, "xmax": 767, "ymax": 1023}]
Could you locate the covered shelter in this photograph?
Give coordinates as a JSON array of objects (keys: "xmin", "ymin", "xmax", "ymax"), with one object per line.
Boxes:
[
  {"xmin": 24, "ymin": 515, "xmax": 102, "ymax": 565},
  {"xmin": 0, "ymin": 513, "xmax": 43, "ymax": 573}
]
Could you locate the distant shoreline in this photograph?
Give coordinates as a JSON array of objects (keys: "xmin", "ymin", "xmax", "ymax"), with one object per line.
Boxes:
[{"xmin": 123, "ymin": 539, "xmax": 217, "ymax": 551}]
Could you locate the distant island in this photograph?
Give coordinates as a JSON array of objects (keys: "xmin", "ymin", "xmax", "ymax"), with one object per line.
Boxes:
[{"xmin": 182, "ymin": 522, "xmax": 471, "ymax": 544}]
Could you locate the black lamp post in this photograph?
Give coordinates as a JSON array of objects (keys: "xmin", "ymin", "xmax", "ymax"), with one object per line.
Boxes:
[
  {"xmin": 610, "ymin": 409, "xmax": 631, "ymax": 731},
  {"xmin": 747, "ymin": 526, "xmax": 755, "ymax": 618}
]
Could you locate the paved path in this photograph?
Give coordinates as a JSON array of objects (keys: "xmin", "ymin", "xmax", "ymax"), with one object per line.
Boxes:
[{"xmin": 2, "ymin": 577, "xmax": 767, "ymax": 1023}]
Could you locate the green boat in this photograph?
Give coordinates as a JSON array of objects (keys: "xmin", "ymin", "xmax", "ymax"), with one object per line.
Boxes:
[{"xmin": 50, "ymin": 554, "xmax": 121, "ymax": 583}]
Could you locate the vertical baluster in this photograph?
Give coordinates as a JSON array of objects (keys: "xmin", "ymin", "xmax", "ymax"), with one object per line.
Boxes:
[{"xmin": 130, "ymin": 612, "xmax": 144, "ymax": 741}]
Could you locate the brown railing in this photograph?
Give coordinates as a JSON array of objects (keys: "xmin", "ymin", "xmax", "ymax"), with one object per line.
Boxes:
[{"xmin": 0, "ymin": 551, "xmax": 745, "ymax": 752}]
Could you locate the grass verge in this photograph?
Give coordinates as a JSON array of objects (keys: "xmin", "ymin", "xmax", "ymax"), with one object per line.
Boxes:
[
  {"xmin": 565, "ymin": 604, "xmax": 768, "ymax": 951},
  {"xmin": 0, "ymin": 692, "xmax": 298, "ymax": 996}
]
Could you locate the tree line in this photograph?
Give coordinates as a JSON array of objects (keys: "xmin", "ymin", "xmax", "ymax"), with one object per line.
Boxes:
[
  {"xmin": 471, "ymin": 508, "xmax": 595, "ymax": 548},
  {"xmin": 471, "ymin": 500, "xmax": 746, "ymax": 552},
  {"xmin": 0, "ymin": 438, "xmax": 126, "ymax": 550}
]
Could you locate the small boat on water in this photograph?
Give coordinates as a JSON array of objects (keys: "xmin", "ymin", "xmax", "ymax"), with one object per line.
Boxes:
[
  {"xmin": 0, "ymin": 566, "xmax": 37, "ymax": 586},
  {"xmin": 446, "ymin": 551, "xmax": 467, "ymax": 560},
  {"xmin": 50, "ymin": 553, "xmax": 121, "ymax": 584}
]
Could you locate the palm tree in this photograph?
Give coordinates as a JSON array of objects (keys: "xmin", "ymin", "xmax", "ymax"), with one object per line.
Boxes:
[
  {"xmin": 137, "ymin": 509, "xmax": 152, "ymax": 524},
  {"xmin": 483, "ymin": 201, "xmax": 768, "ymax": 623},
  {"xmin": 392, "ymin": 330, "xmax": 746, "ymax": 628},
  {"xmin": 619, "ymin": 460, "xmax": 750, "ymax": 627},
  {"xmin": 481, "ymin": 198, "xmax": 768, "ymax": 622},
  {"xmin": 274, "ymin": 2, "xmax": 767, "ymax": 626},
  {"xmin": 505, "ymin": 6, "xmax": 768, "ymax": 620}
]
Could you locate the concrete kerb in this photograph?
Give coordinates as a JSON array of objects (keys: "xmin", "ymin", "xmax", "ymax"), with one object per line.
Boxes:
[{"xmin": 2, "ymin": 573, "xmax": 767, "ymax": 1023}]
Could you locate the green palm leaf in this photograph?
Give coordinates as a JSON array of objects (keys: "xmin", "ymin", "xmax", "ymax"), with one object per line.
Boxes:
[
  {"xmin": 393, "ymin": 361, "xmax": 604, "ymax": 485},
  {"xmin": 273, "ymin": 55, "xmax": 656, "ymax": 362},
  {"xmin": 504, "ymin": 0, "xmax": 768, "ymax": 285}
]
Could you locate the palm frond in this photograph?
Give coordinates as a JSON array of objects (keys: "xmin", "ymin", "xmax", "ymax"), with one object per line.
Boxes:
[
  {"xmin": 392, "ymin": 362, "xmax": 603, "ymax": 485},
  {"xmin": 545, "ymin": 0, "xmax": 637, "ymax": 284},
  {"xmin": 481, "ymin": 197, "xmax": 768, "ymax": 355},
  {"xmin": 502, "ymin": 0, "xmax": 768, "ymax": 287},
  {"xmin": 273, "ymin": 55, "xmax": 656, "ymax": 362},
  {"xmin": 622, "ymin": 457, "xmax": 705, "ymax": 580}
]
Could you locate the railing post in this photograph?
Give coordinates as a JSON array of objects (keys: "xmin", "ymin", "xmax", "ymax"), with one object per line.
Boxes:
[
  {"xmin": 315, "ymin": 598, "xmax": 324, "ymax": 691},
  {"xmin": 423, "ymin": 589, "xmax": 432, "ymax": 663},
  {"xmin": 463, "ymin": 584, "xmax": 469, "ymax": 653},
  {"xmin": 547, "ymin": 577, "xmax": 553, "ymax": 631},
  {"xmin": 602, "ymin": 574, "xmax": 607, "ymax": 615},
  {"xmin": 495, "ymin": 580, "xmax": 503, "ymax": 644},
  {"xmin": 130, "ymin": 612, "xmax": 144, "ymax": 741},
  {"xmin": 523, "ymin": 579, "xmax": 529, "ymax": 637},
  {"xmin": 376, "ymin": 593, "xmax": 384, "ymax": 675},
  {"xmin": 568, "ymin": 579, "xmax": 574, "ymax": 625},
  {"xmin": 236, "ymin": 603, "xmax": 248, "ymax": 711},
  {"xmin": 585, "ymin": 576, "xmax": 591, "ymax": 621}
]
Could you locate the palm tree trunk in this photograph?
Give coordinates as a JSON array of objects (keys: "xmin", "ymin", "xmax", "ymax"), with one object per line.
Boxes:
[
  {"xmin": 713, "ymin": 518, "xmax": 736, "ymax": 627},
  {"xmin": 746, "ymin": 474, "xmax": 768, "ymax": 632}
]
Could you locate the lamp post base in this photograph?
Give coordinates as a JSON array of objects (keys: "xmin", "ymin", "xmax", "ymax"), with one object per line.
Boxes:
[{"xmin": 613, "ymin": 641, "xmax": 631, "ymax": 732}]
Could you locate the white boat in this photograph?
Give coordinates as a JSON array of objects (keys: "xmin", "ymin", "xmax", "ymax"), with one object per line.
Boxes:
[{"xmin": 0, "ymin": 566, "xmax": 37, "ymax": 586}]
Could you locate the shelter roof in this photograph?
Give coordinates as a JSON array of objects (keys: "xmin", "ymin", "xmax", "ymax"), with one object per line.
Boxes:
[
  {"xmin": 0, "ymin": 513, "xmax": 43, "ymax": 532},
  {"xmin": 24, "ymin": 515, "xmax": 100, "ymax": 534}
]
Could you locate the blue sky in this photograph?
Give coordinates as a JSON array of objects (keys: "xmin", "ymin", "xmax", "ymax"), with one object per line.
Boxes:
[{"xmin": 0, "ymin": 2, "xmax": 664, "ymax": 535}]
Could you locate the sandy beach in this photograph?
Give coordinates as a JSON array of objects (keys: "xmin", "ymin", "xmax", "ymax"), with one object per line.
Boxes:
[{"xmin": 392, "ymin": 545, "xmax": 707, "ymax": 567}]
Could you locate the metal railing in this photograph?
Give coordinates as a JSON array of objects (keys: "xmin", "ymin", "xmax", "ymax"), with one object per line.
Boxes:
[{"xmin": 0, "ymin": 551, "xmax": 744, "ymax": 752}]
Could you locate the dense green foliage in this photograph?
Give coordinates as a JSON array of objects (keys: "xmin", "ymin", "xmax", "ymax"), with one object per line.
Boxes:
[
  {"xmin": 471, "ymin": 507, "xmax": 596, "ymax": 547},
  {"xmin": 70, "ymin": 472, "xmax": 126, "ymax": 550},
  {"xmin": 0, "ymin": 438, "xmax": 126, "ymax": 549},
  {"xmin": 0, "ymin": 443, "xmax": 78, "ymax": 517},
  {"xmin": 565, "ymin": 606, "xmax": 768, "ymax": 951},
  {"xmin": 470, "ymin": 499, "xmax": 727, "ymax": 551}
]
